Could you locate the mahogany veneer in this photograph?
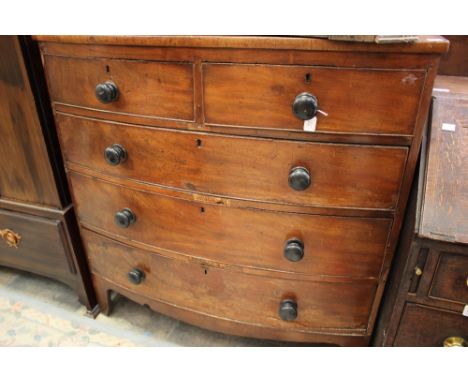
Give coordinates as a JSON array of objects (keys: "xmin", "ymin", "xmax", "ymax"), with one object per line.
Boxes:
[{"xmin": 35, "ymin": 35, "xmax": 448, "ymax": 345}]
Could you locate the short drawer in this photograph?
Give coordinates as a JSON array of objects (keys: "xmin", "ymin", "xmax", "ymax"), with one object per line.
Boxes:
[
  {"xmin": 203, "ymin": 63, "xmax": 425, "ymax": 136},
  {"xmin": 57, "ymin": 114, "xmax": 407, "ymax": 210},
  {"xmin": 70, "ymin": 172, "xmax": 391, "ymax": 279},
  {"xmin": 83, "ymin": 229, "xmax": 376, "ymax": 332},
  {"xmin": 0, "ymin": 208, "xmax": 75, "ymax": 285},
  {"xmin": 44, "ymin": 55, "xmax": 194, "ymax": 121},
  {"xmin": 429, "ymin": 253, "xmax": 468, "ymax": 305},
  {"xmin": 394, "ymin": 304, "xmax": 468, "ymax": 346}
]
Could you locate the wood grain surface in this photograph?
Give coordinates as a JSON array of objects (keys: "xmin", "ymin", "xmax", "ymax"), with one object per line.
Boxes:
[
  {"xmin": 44, "ymin": 55, "xmax": 195, "ymax": 121},
  {"xmin": 420, "ymin": 76, "xmax": 468, "ymax": 243},
  {"xmin": 204, "ymin": 63, "xmax": 425, "ymax": 135},
  {"xmin": 56, "ymin": 114, "xmax": 407, "ymax": 210},
  {"xmin": 84, "ymin": 229, "xmax": 376, "ymax": 333},
  {"xmin": 429, "ymin": 253, "xmax": 468, "ymax": 305},
  {"xmin": 0, "ymin": 36, "xmax": 61, "ymax": 207},
  {"xmin": 69, "ymin": 171, "xmax": 392, "ymax": 279}
]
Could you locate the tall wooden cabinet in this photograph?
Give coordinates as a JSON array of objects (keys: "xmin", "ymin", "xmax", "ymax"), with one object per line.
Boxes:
[{"xmin": 0, "ymin": 36, "xmax": 96, "ymax": 313}]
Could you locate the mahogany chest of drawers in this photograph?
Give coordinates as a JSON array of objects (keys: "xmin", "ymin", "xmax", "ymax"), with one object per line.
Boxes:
[{"xmin": 35, "ymin": 35, "xmax": 448, "ymax": 345}]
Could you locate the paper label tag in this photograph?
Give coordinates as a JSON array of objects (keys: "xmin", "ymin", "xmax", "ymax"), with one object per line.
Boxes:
[
  {"xmin": 433, "ymin": 88, "xmax": 450, "ymax": 93},
  {"xmin": 442, "ymin": 123, "xmax": 456, "ymax": 132},
  {"xmin": 463, "ymin": 305, "xmax": 468, "ymax": 317},
  {"xmin": 304, "ymin": 117, "xmax": 317, "ymax": 132}
]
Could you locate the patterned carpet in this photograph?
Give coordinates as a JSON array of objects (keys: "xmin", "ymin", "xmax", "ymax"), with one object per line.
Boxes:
[{"xmin": 0, "ymin": 266, "xmax": 285, "ymax": 346}]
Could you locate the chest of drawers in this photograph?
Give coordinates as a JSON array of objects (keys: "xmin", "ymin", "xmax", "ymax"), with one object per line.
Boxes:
[{"xmin": 35, "ymin": 35, "xmax": 448, "ymax": 345}]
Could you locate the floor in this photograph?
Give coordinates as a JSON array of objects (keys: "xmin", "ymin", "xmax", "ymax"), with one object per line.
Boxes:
[{"xmin": 0, "ymin": 266, "xmax": 291, "ymax": 346}]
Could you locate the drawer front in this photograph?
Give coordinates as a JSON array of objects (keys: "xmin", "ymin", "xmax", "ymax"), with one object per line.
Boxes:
[
  {"xmin": 57, "ymin": 114, "xmax": 407, "ymax": 210},
  {"xmin": 44, "ymin": 55, "xmax": 194, "ymax": 121},
  {"xmin": 394, "ymin": 304, "xmax": 468, "ymax": 346},
  {"xmin": 430, "ymin": 253, "xmax": 468, "ymax": 305},
  {"xmin": 203, "ymin": 64, "xmax": 425, "ymax": 135},
  {"xmin": 83, "ymin": 229, "xmax": 376, "ymax": 331},
  {"xmin": 70, "ymin": 172, "xmax": 391, "ymax": 278},
  {"xmin": 0, "ymin": 208, "xmax": 75, "ymax": 284}
]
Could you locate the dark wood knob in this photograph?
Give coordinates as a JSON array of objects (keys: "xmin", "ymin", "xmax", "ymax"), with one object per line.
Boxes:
[
  {"xmin": 279, "ymin": 299, "xmax": 298, "ymax": 321},
  {"xmin": 284, "ymin": 239, "xmax": 304, "ymax": 262},
  {"xmin": 288, "ymin": 166, "xmax": 311, "ymax": 191},
  {"xmin": 114, "ymin": 208, "xmax": 136, "ymax": 228},
  {"xmin": 128, "ymin": 268, "xmax": 145, "ymax": 285},
  {"xmin": 104, "ymin": 144, "xmax": 127, "ymax": 166},
  {"xmin": 292, "ymin": 92, "xmax": 318, "ymax": 120},
  {"xmin": 95, "ymin": 81, "xmax": 119, "ymax": 103}
]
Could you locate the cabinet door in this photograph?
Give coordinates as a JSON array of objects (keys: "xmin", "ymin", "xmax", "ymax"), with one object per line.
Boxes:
[{"xmin": 0, "ymin": 36, "xmax": 61, "ymax": 208}]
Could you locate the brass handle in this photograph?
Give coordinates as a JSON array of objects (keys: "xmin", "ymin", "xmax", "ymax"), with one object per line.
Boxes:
[
  {"xmin": 443, "ymin": 337, "xmax": 467, "ymax": 347},
  {"xmin": 0, "ymin": 229, "xmax": 21, "ymax": 248}
]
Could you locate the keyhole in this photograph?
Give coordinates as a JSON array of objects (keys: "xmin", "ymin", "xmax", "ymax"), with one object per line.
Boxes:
[
  {"xmin": 200, "ymin": 207, "xmax": 205, "ymax": 213},
  {"xmin": 105, "ymin": 65, "xmax": 110, "ymax": 73},
  {"xmin": 196, "ymin": 139, "xmax": 202, "ymax": 148},
  {"xmin": 304, "ymin": 73, "xmax": 311, "ymax": 84},
  {"xmin": 204, "ymin": 269, "xmax": 208, "ymax": 275}
]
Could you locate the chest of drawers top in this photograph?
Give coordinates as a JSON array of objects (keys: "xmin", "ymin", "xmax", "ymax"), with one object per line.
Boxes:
[{"xmin": 35, "ymin": 35, "xmax": 448, "ymax": 145}]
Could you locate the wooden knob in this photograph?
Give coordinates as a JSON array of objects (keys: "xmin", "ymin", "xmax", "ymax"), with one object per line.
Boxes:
[
  {"xmin": 292, "ymin": 92, "xmax": 318, "ymax": 120},
  {"xmin": 114, "ymin": 208, "xmax": 136, "ymax": 228},
  {"xmin": 288, "ymin": 166, "xmax": 311, "ymax": 191},
  {"xmin": 279, "ymin": 299, "xmax": 298, "ymax": 321},
  {"xmin": 104, "ymin": 144, "xmax": 127, "ymax": 166},
  {"xmin": 284, "ymin": 239, "xmax": 304, "ymax": 262},
  {"xmin": 128, "ymin": 268, "xmax": 145, "ymax": 285},
  {"xmin": 95, "ymin": 81, "xmax": 119, "ymax": 103}
]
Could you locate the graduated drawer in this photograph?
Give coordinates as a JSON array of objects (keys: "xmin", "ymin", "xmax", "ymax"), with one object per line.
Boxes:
[
  {"xmin": 0, "ymin": 208, "xmax": 75, "ymax": 286},
  {"xmin": 203, "ymin": 63, "xmax": 425, "ymax": 135},
  {"xmin": 57, "ymin": 114, "xmax": 407, "ymax": 210},
  {"xmin": 394, "ymin": 304, "xmax": 468, "ymax": 347},
  {"xmin": 43, "ymin": 55, "xmax": 194, "ymax": 121},
  {"xmin": 70, "ymin": 172, "xmax": 391, "ymax": 279},
  {"xmin": 83, "ymin": 229, "xmax": 376, "ymax": 332},
  {"xmin": 429, "ymin": 253, "xmax": 468, "ymax": 305}
]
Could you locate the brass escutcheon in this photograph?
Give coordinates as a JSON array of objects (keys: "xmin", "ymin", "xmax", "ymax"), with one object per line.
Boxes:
[
  {"xmin": 0, "ymin": 229, "xmax": 21, "ymax": 248},
  {"xmin": 443, "ymin": 336, "xmax": 467, "ymax": 347}
]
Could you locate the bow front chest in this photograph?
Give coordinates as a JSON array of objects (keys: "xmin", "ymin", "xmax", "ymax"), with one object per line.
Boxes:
[{"xmin": 35, "ymin": 35, "xmax": 448, "ymax": 345}]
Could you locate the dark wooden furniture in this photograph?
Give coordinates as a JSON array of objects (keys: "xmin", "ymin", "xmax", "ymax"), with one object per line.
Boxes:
[
  {"xmin": 373, "ymin": 75, "xmax": 468, "ymax": 346},
  {"xmin": 35, "ymin": 35, "xmax": 448, "ymax": 345},
  {"xmin": 438, "ymin": 36, "xmax": 468, "ymax": 77},
  {"xmin": 0, "ymin": 36, "xmax": 97, "ymax": 314}
]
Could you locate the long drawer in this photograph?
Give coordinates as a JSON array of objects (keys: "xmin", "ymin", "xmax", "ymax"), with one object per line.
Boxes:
[
  {"xmin": 203, "ymin": 63, "xmax": 425, "ymax": 135},
  {"xmin": 83, "ymin": 229, "xmax": 376, "ymax": 332},
  {"xmin": 394, "ymin": 304, "xmax": 468, "ymax": 347},
  {"xmin": 57, "ymin": 114, "xmax": 407, "ymax": 210},
  {"xmin": 70, "ymin": 171, "xmax": 391, "ymax": 278},
  {"xmin": 0, "ymin": 207, "xmax": 75, "ymax": 286}
]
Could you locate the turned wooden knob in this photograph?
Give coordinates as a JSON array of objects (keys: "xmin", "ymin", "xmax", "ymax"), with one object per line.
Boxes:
[
  {"xmin": 128, "ymin": 268, "xmax": 145, "ymax": 285},
  {"xmin": 114, "ymin": 208, "xmax": 136, "ymax": 228},
  {"xmin": 288, "ymin": 166, "xmax": 311, "ymax": 191},
  {"xmin": 279, "ymin": 299, "xmax": 298, "ymax": 321},
  {"xmin": 284, "ymin": 239, "xmax": 304, "ymax": 262},
  {"xmin": 104, "ymin": 144, "xmax": 127, "ymax": 166},
  {"xmin": 95, "ymin": 81, "xmax": 119, "ymax": 103},
  {"xmin": 292, "ymin": 92, "xmax": 318, "ymax": 120}
]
